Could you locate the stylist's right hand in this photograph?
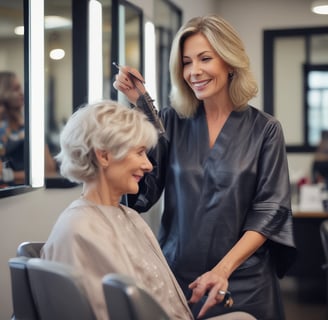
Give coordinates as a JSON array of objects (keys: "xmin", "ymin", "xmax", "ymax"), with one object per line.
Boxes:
[
  {"xmin": 113, "ymin": 65, "xmax": 146, "ymax": 105},
  {"xmin": 188, "ymin": 270, "xmax": 229, "ymax": 319}
]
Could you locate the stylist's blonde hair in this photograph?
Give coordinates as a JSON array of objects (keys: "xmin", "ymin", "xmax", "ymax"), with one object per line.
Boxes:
[{"xmin": 169, "ymin": 14, "xmax": 258, "ymax": 118}]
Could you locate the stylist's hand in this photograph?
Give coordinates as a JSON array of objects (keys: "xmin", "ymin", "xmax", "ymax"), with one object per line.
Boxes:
[
  {"xmin": 188, "ymin": 270, "xmax": 230, "ymax": 319},
  {"xmin": 113, "ymin": 65, "xmax": 146, "ymax": 105}
]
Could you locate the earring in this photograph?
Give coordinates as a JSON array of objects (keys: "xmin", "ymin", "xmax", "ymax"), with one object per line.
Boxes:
[{"xmin": 228, "ymin": 72, "xmax": 234, "ymax": 80}]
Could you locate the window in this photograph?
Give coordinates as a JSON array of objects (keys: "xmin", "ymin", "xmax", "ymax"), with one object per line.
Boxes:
[{"xmin": 263, "ymin": 27, "xmax": 328, "ymax": 152}]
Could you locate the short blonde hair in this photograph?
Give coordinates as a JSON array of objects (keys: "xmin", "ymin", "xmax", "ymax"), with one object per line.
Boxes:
[
  {"xmin": 56, "ymin": 100, "xmax": 158, "ymax": 183},
  {"xmin": 169, "ymin": 14, "xmax": 258, "ymax": 118}
]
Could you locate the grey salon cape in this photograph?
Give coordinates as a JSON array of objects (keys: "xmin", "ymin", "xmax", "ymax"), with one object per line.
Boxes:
[{"xmin": 128, "ymin": 101, "xmax": 297, "ymax": 320}]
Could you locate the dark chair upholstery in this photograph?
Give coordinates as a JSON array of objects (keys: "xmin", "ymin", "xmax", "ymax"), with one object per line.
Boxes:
[
  {"xmin": 8, "ymin": 256, "xmax": 39, "ymax": 320},
  {"xmin": 102, "ymin": 274, "xmax": 257, "ymax": 320},
  {"xmin": 320, "ymin": 219, "xmax": 328, "ymax": 317},
  {"xmin": 102, "ymin": 273, "xmax": 170, "ymax": 320},
  {"xmin": 16, "ymin": 242, "xmax": 44, "ymax": 258},
  {"xmin": 26, "ymin": 258, "xmax": 96, "ymax": 320}
]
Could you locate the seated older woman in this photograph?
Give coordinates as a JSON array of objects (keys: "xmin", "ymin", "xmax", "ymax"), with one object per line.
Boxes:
[{"xmin": 41, "ymin": 100, "xmax": 256, "ymax": 320}]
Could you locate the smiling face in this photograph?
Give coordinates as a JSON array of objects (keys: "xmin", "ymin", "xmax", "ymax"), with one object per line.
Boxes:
[
  {"xmin": 105, "ymin": 145, "xmax": 153, "ymax": 196},
  {"xmin": 182, "ymin": 33, "xmax": 231, "ymax": 104}
]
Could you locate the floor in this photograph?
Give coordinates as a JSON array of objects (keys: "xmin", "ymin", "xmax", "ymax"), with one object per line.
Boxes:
[{"xmin": 281, "ymin": 277, "xmax": 327, "ymax": 320}]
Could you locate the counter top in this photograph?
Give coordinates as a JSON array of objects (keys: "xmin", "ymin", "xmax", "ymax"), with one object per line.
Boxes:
[{"xmin": 293, "ymin": 211, "xmax": 328, "ymax": 218}]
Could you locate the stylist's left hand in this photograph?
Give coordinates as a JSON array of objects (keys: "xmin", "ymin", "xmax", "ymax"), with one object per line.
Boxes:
[{"xmin": 188, "ymin": 270, "xmax": 229, "ymax": 319}]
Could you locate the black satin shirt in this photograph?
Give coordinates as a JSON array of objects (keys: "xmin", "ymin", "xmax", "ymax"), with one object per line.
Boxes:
[{"xmin": 128, "ymin": 102, "xmax": 297, "ymax": 320}]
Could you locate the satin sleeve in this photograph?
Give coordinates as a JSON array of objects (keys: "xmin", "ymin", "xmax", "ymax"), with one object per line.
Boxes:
[
  {"xmin": 243, "ymin": 119, "xmax": 297, "ymax": 277},
  {"xmin": 126, "ymin": 96, "xmax": 170, "ymax": 212}
]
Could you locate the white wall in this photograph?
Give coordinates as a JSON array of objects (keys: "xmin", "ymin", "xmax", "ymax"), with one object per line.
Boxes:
[
  {"xmin": 0, "ymin": 186, "xmax": 82, "ymax": 320},
  {"xmin": 1, "ymin": 1, "xmax": 327, "ymax": 319}
]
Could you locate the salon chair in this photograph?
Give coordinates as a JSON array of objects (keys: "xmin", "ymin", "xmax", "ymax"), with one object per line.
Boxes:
[
  {"xmin": 26, "ymin": 258, "xmax": 96, "ymax": 320},
  {"xmin": 102, "ymin": 273, "xmax": 170, "ymax": 320},
  {"xmin": 16, "ymin": 241, "xmax": 44, "ymax": 258},
  {"xmin": 320, "ymin": 219, "xmax": 328, "ymax": 317},
  {"xmin": 102, "ymin": 274, "xmax": 257, "ymax": 320},
  {"xmin": 8, "ymin": 256, "xmax": 39, "ymax": 320},
  {"xmin": 9, "ymin": 241, "xmax": 44, "ymax": 319}
]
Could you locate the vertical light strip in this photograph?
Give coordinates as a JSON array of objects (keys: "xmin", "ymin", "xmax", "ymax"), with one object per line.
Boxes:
[
  {"xmin": 144, "ymin": 21, "xmax": 158, "ymax": 106},
  {"xmin": 118, "ymin": 5, "xmax": 125, "ymax": 65},
  {"xmin": 29, "ymin": 0, "xmax": 44, "ymax": 187},
  {"xmin": 88, "ymin": 0, "xmax": 103, "ymax": 103},
  {"xmin": 117, "ymin": 5, "xmax": 126, "ymax": 104}
]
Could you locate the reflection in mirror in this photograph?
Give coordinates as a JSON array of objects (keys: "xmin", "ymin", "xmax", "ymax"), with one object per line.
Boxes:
[
  {"xmin": 101, "ymin": 0, "xmax": 112, "ymax": 100},
  {"xmin": 113, "ymin": 2, "xmax": 143, "ymax": 106},
  {"xmin": 44, "ymin": 0, "xmax": 73, "ymax": 185},
  {"xmin": 154, "ymin": 0, "xmax": 181, "ymax": 109},
  {"xmin": 0, "ymin": 0, "xmax": 25, "ymax": 189}
]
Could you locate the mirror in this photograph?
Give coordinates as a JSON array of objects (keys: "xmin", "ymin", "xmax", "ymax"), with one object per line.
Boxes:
[
  {"xmin": 110, "ymin": 0, "xmax": 143, "ymax": 103},
  {"xmin": 43, "ymin": 0, "xmax": 73, "ymax": 186},
  {"xmin": 154, "ymin": 0, "xmax": 181, "ymax": 109},
  {"xmin": 0, "ymin": 0, "xmax": 26, "ymax": 192},
  {"xmin": 45, "ymin": 0, "xmax": 143, "ymax": 187},
  {"xmin": 0, "ymin": 0, "xmax": 154, "ymax": 194},
  {"xmin": 263, "ymin": 26, "xmax": 328, "ymax": 152}
]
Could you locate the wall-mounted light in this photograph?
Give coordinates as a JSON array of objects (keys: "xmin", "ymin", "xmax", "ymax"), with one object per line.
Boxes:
[
  {"xmin": 144, "ymin": 21, "xmax": 158, "ymax": 104},
  {"xmin": 29, "ymin": 0, "xmax": 45, "ymax": 187},
  {"xmin": 311, "ymin": 0, "xmax": 328, "ymax": 14},
  {"xmin": 88, "ymin": 0, "xmax": 103, "ymax": 103}
]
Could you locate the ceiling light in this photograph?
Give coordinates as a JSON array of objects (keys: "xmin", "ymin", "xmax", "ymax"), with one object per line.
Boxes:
[
  {"xmin": 311, "ymin": 0, "xmax": 328, "ymax": 14},
  {"xmin": 44, "ymin": 16, "xmax": 71, "ymax": 29},
  {"xmin": 49, "ymin": 48, "xmax": 65, "ymax": 60},
  {"xmin": 14, "ymin": 15, "xmax": 71, "ymax": 36},
  {"xmin": 14, "ymin": 26, "xmax": 24, "ymax": 36}
]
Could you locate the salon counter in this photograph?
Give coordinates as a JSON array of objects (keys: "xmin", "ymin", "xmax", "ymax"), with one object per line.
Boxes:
[{"xmin": 288, "ymin": 211, "xmax": 328, "ymax": 303}]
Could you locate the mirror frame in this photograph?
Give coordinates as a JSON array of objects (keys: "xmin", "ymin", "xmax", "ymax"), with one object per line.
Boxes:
[
  {"xmin": 110, "ymin": 0, "xmax": 144, "ymax": 102},
  {"xmin": 0, "ymin": 0, "xmax": 34, "ymax": 198},
  {"xmin": 263, "ymin": 25, "xmax": 328, "ymax": 153},
  {"xmin": 0, "ymin": 0, "xmax": 146, "ymax": 195}
]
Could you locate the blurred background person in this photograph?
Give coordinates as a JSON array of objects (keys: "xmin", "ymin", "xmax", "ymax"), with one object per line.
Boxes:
[
  {"xmin": 312, "ymin": 130, "xmax": 328, "ymax": 185},
  {"xmin": 0, "ymin": 71, "xmax": 57, "ymax": 185}
]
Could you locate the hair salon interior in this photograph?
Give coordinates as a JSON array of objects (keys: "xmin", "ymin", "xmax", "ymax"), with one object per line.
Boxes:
[{"xmin": 0, "ymin": 0, "xmax": 328, "ymax": 319}]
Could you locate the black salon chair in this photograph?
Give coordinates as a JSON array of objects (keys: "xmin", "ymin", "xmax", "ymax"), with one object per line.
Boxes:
[
  {"xmin": 102, "ymin": 274, "xmax": 257, "ymax": 320},
  {"xmin": 8, "ymin": 256, "xmax": 39, "ymax": 320},
  {"xmin": 16, "ymin": 241, "xmax": 44, "ymax": 258},
  {"xmin": 320, "ymin": 219, "xmax": 328, "ymax": 317},
  {"xmin": 26, "ymin": 258, "xmax": 96, "ymax": 320},
  {"xmin": 102, "ymin": 273, "xmax": 170, "ymax": 320}
]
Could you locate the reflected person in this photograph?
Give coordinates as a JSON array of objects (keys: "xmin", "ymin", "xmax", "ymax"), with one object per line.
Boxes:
[{"xmin": 0, "ymin": 71, "xmax": 57, "ymax": 185}]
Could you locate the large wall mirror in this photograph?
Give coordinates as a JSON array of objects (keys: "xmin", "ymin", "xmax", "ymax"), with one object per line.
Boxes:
[
  {"xmin": 0, "ymin": 0, "xmax": 144, "ymax": 196},
  {"xmin": 263, "ymin": 26, "xmax": 328, "ymax": 153},
  {"xmin": 44, "ymin": 0, "xmax": 143, "ymax": 188}
]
